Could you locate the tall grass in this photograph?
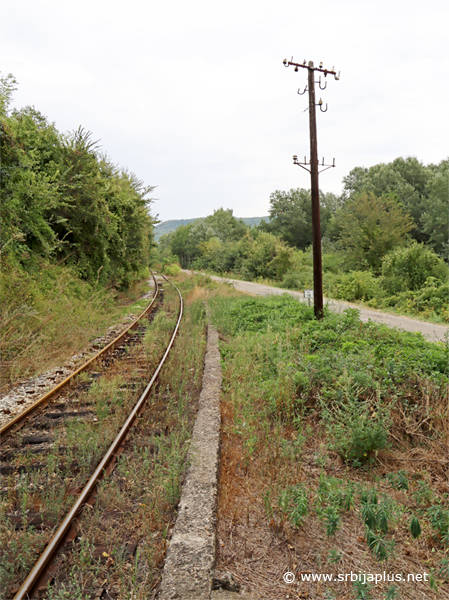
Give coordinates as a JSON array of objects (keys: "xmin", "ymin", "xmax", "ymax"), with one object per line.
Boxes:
[{"xmin": 0, "ymin": 260, "xmax": 151, "ymax": 393}]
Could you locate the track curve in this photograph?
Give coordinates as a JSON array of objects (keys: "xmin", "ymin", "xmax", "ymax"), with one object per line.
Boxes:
[
  {"xmin": 12, "ymin": 274, "xmax": 183, "ymax": 600},
  {"xmin": 1, "ymin": 273, "xmax": 159, "ymax": 442}
]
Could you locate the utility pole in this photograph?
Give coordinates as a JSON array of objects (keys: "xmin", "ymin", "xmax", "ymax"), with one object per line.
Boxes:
[{"xmin": 283, "ymin": 58, "xmax": 339, "ymax": 319}]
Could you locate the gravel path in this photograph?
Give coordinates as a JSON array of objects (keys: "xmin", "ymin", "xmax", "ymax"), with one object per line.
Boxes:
[{"xmin": 200, "ymin": 273, "xmax": 448, "ymax": 343}]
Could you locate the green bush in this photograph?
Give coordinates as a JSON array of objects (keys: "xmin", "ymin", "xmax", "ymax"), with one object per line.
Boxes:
[
  {"xmin": 381, "ymin": 243, "xmax": 448, "ymax": 294},
  {"xmin": 326, "ymin": 270, "xmax": 383, "ymax": 302},
  {"xmin": 280, "ymin": 271, "xmax": 302, "ymax": 290},
  {"xmin": 380, "ymin": 277, "xmax": 449, "ymax": 322},
  {"xmin": 162, "ymin": 263, "xmax": 181, "ymax": 276},
  {"xmin": 320, "ymin": 379, "xmax": 392, "ymax": 464},
  {"xmin": 322, "ymin": 250, "xmax": 347, "ymax": 274}
]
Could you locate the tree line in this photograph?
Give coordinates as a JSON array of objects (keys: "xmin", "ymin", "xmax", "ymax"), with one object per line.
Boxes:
[{"xmin": 158, "ymin": 157, "xmax": 448, "ymax": 321}]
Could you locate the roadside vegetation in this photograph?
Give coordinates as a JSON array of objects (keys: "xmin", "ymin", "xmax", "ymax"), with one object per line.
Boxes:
[
  {"xmin": 156, "ymin": 158, "xmax": 449, "ymax": 323},
  {"xmin": 0, "ymin": 73, "xmax": 157, "ymax": 391},
  {"xmin": 206, "ymin": 286, "xmax": 449, "ymax": 599}
]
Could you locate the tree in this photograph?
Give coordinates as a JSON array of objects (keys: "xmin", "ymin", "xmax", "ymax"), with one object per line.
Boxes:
[
  {"xmin": 337, "ymin": 192, "xmax": 414, "ymax": 273},
  {"xmin": 260, "ymin": 188, "xmax": 338, "ymax": 250},
  {"xmin": 169, "ymin": 223, "xmax": 201, "ymax": 267},
  {"xmin": 168, "ymin": 208, "xmax": 248, "ymax": 268},
  {"xmin": 240, "ymin": 232, "xmax": 294, "ymax": 281},
  {"xmin": 0, "ymin": 106, "xmax": 61, "ymax": 261},
  {"xmin": 203, "ymin": 208, "xmax": 247, "ymax": 242},
  {"xmin": 342, "ymin": 157, "xmax": 434, "ymax": 244},
  {"xmin": 421, "ymin": 159, "xmax": 449, "ymax": 259},
  {"xmin": 0, "ymin": 72, "xmax": 17, "ymax": 117}
]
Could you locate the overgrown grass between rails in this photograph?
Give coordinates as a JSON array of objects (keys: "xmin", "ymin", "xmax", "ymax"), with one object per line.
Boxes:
[
  {"xmin": 0, "ymin": 260, "xmax": 153, "ymax": 393},
  {"xmin": 32, "ymin": 276, "xmax": 212, "ymax": 600},
  {"xmin": 209, "ymin": 292, "xmax": 448, "ymax": 598}
]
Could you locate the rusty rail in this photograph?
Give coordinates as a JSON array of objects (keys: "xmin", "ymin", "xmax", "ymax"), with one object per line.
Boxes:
[
  {"xmin": 13, "ymin": 274, "xmax": 183, "ymax": 600},
  {"xmin": 0, "ymin": 272, "xmax": 159, "ymax": 442}
]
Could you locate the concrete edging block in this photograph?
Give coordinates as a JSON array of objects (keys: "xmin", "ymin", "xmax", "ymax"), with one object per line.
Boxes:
[{"xmin": 158, "ymin": 323, "xmax": 222, "ymax": 600}]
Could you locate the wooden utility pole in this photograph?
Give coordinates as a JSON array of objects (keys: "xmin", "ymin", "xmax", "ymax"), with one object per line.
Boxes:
[
  {"xmin": 283, "ymin": 58, "xmax": 339, "ymax": 320},
  {"xmin": 307, "ymin": 63, "xmax": 323, "ymax": 319}
]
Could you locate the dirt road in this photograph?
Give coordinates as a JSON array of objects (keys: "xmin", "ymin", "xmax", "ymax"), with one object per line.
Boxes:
[{"xmin": 204, "ymin": 273, "xmax": 448, "ymax": 343}]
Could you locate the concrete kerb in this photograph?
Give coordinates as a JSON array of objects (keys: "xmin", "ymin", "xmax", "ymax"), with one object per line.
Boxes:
[{"xmin": 158, "ymin": 314, "xmax": 227, "ymax": 600}]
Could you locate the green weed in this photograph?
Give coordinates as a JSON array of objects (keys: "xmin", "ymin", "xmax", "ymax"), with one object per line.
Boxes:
[
  {"xmin": 427, "ymin": 505, "xmax": 449, "ymax": 546},
  {"xmin": 386, "ymin": 470, "xmax": 409, "ymax": 491},
  {"xmin": 353, "ymin": 576, "xmax": 372, "ymax": 599},
  {"xmin": 278, "ymin": 485, "xmax": 309, "ymax": 528}
]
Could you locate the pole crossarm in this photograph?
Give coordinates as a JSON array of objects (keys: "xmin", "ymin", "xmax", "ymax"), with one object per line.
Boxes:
[
  {"xmin": 293, "ymin": 155, "xmax": 336, "ymax": 174},
  {"xmin": 283, "ymin": 57, "xmax": 340, "ymax": 80}
]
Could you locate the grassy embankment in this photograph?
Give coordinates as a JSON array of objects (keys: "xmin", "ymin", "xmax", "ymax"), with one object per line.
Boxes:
[
  {"xmin": 0, "ymin": 262, "xmax": 157, "ymax": 395},
  {"xmin": 203, "ymin": 279, "xmax": 448, "ymax": 600}
]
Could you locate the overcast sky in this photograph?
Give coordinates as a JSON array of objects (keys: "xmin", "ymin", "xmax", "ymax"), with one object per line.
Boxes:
[{"xmin": 2, "ymin": 0, "xmax": 448, "ymax": 222}]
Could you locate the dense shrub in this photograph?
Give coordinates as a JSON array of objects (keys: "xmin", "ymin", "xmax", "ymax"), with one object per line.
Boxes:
[
  {"xmin": 379, "ymin": 278, "xmax": 449, "ymax": 322},
  {"xmin": 326, "ymin": 270, "xmax": 383, "ymax": 302},
  {"xmin": 280, "ymin": 271, "xmax": 302, "ymax": 290},
  {"xmin": 321, "ymin": 386, "xmax": 392, "ymax": 464},
  {"xmin": 381, "ymin": 243, "xmax": 448, "ymax": 294},
  {"xmin": 1, "ymin": 81, "xmax": 155, "ymax": 288}
]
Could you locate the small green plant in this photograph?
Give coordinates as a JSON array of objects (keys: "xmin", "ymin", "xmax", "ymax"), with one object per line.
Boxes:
[
  {"xmin": 324, "ymin": 505, "xmax": 341, "ymax": 537},
  {"xmin": 384, "ymin": 585, "xmax": 401, "ymax": 599},
  {"xmin": 376, "ymin": 505, "xmax": 390, "ymax": 534},
  {"xmin": 342, "ymin": 482, "xmax": 356, "ymax": 512},
  {"xmin": 386, "ymin": 470, "xmax": 409, "ymax": 491},
  {"xmin": 361, "ymin": 490, "xmax": 392, "ymax": 533},
  {"xmin": 412, "ymin": 479, "xmax": 434, "ymax": 507},
  {"xmin": 429, "ymin": 568, "xmax": 439, "ymax": 592},
  {"xmin": 362, "ymin": 503, "xmax": 377, "ymax": 530},
  {"xmin": 353, "ymin": 576, "xmax": 372, "ymax": 600},
  {"xmin": 409, "ymin": 515, "xmax": 421, "ymax": 539},
  {"xmin": 320, "ymin": 381, "xmax": 391, "ymax": 464},
  {"xmin": 437, "ymin": 556, "xmax": 449, "ymax": 582},
  {"xmin": 365, "ymin": 527, "xmax": 395, "ymax": 562},
  {"xmin": 360, "ymin": 490, "xmax": 396, "ymax": 561},
  {"xmin": 427, "ymin": 504, "xmax": 449, "ymax": 546},
  {"xmin": 326, "ymin": 549, "xmax": 342, "ymax": 564},
  {"xmin": 278, "ymin": 485, "xmax": 308, "ymax": 528}
]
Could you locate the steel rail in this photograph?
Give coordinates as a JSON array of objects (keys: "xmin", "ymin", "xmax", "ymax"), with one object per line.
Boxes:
[
  {"xmin": 0, "ymin": 272, "xmax": 159, "ymax": 441},
  {"xmin": 14, "ymin": 274, "xmax": 183, "ymax": 600}
]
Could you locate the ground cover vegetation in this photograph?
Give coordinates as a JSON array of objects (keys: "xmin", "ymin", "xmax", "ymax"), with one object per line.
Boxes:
[
  {"xmin": 207, "ymin": 289, "xmax": 449, "ymax": 599},
  {"xmin": 0, "ymin": 73, "xmax": 157, "ymax": 390},
  {"xmin": 157, "ymin": 157, "xmax": 449, "ymax": 323},
  {"xmin": 0, "ymin": 277, "xmax": 209, "ymax": 599}
]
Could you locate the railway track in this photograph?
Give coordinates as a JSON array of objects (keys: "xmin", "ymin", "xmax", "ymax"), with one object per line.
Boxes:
[
  {"xmin": 0, "ymin": 272, "xmax": 160, "ymax": 440},
  {"xmin": 1, "ymin": 273, "xmax": 186, "ymax": 599}
]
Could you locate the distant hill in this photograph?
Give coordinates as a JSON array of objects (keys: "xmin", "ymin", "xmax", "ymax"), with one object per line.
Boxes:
[
  {"xmin": 155, "ymin": 219, "xmax": 199, "ymax": 239},
  {"xmin": 155, "ymin": 216, "xmax": 269, "ymax": 240}
]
